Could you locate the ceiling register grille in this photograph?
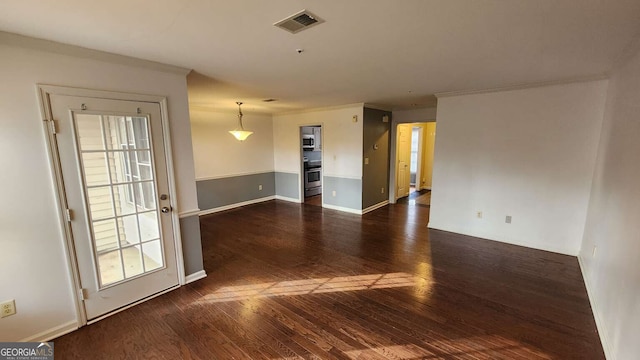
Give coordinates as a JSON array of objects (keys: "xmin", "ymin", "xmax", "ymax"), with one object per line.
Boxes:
[{"xmin": 274, "ymin": 10, "xmax": 324, "ymax": 34}]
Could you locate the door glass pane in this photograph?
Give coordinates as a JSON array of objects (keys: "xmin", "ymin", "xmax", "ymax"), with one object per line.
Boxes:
[
  {"xmin": 142, "ymin": 240, "xmax": 163, "ymax": 272},
  {"xmin": 139, "ymin": 211, "xmax": 159, "ymax": 241},
  {"xmin": 74, "ymin": 113, "xmax": 165, "ymax": 288},
  {"xmin": 76, "ymin": 115, "xmax": 105, "ymax": 151},
  {"xmin": 118, "ymin": 215, "xmax": 140, "ymax": 246},
  {"xmin": 98, "ymin": 250, "xmax": 124, "ymax": 286},
  {"xmin": 87, "ymin": 186, "xmax": 114, "ymax": 220},
  {"xmin": 93, "ymin": 219, "xmax": 119, "ymax": 253},
  {"xmin": 122, "ymin": 246, "xmax": 144, "ymax": 278},
  {"xmin": 138, "ymin": 181, "xmax": 156, "ymax": 210},
  {"xmin": 104, "ymin": 116, "xmax": 127, "ymax": 150},
  {"xmin": 81, "ymin": 152, "xmax": 110, "ymax": 187},
  {"xmin": 113, "ymin": 184, "xmax": 135, "ymax": 216},
  {"xmin": 130, "ymin": 117, "xmax": 150, "ymax": 149}
]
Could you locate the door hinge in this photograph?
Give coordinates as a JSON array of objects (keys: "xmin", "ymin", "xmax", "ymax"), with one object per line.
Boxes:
[
  {"xmin": 66, "ymin": 208, "xmax": 73, "ymax": 222},
  {"xmin": 47, "ymin": 119, "xmax": 57, "ymax": 134},
  {"xmin": 78, "ymin": 288, "xmax": 87, "ymax": 301}
]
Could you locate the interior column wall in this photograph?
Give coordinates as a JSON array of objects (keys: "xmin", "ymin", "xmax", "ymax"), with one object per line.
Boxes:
[{"xmin": 579, "ymin": 39, "xmax": 640, "ymax": 359}]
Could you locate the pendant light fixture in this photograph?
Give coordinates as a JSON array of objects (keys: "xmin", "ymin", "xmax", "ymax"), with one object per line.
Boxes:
[{"xmin": 229, "ymin": 101, "xmax": 253, "ymax": 141}]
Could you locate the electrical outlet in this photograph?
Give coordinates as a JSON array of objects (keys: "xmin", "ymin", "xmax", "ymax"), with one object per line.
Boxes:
[
  {"xmin": 592, "ymin": 245, "xmax": 597, "ymax": 258},
  {"xmin": 258, "ymin": 184, "xmax": 262, "ymax": 191},
  {"xmin": 1, "ymin": 300, "xmax": 16, "ymax": 318},
  {"xmin": 476, "ymin": 211, "xmax": 482, "ymax": 219},
  {"xmin": 505, "ymin": 215, "xmax": 512, "ymax": 224},
  {"xmin": 381, "ymin": 187, "xmax": 385, "ymax": 194},
  {"xmin": 332, "ymin": 190, "xmax": 336, "ymax": 197}
]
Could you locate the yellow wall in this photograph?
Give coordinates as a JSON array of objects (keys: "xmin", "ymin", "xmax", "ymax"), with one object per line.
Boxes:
[{"xmin": 422, "ymin": 122, "xmax": 437, "ymax": 189}]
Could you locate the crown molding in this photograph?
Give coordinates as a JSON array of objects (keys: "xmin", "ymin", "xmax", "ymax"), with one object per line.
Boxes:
[
  {"xmin": 274, "ymin": 102, "xmax": 364, "ymax": 116},
  {"xmin": 364, "ymin": 103, "xmax": 393, "ymax": 112},
  {"xmin": 0, "ymin": 31, "xmax": 191, "ymax": 76},
  {"xmin": 435, "ymin": 74, "xmax": 609, "ymax": 98}
]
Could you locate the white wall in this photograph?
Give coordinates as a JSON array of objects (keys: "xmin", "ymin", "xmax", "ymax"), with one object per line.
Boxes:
[
  {"xmin": 392, "ymin": 107, "xmax": 437, "ymax": 123},
  {"xmin": 190, "ymin": 109, "xmax": 274, "ymax": 179},
  {"xmin": 273, "ymin": 105, "xmax": 363, "ymax": 200},
  {"xmin": 580, "ymin": 40, "xmax": 640, "ymax": 360},
  {"xmin": 430, "ymin": 81, "xmax": 608, "ymax": 255},
  {"xmin": 0, "ymin": 35, "xmax": 198, "ymax": 341}
]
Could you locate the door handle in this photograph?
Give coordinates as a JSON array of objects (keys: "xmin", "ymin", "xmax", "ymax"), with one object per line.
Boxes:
[{"xmin": 161, "ymin": 206, "xmax": 172, "ymax": 214}]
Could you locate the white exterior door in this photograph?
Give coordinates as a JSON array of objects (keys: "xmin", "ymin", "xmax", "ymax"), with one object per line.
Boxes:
[{"xmin": 48, "ymin": 94, "xmax": 179, "ymax": 320}]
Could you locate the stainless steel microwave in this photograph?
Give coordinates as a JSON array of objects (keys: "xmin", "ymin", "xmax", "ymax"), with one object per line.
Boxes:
[{"xmin": 302, "ymin": 134, "xmax": 315, "ymax": 150}]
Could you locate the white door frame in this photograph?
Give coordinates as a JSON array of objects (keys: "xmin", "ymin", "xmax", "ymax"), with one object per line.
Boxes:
[{"xmin": 37, "ymin": 84, "xmax": 186, "ymax": 327}]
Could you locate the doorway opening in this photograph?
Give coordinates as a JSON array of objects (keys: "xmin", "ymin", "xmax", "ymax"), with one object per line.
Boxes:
[
  {"xmin": 300, "ymin": 125, "xmax": 323, "ymax": 206},
  {"xmin": 394, "ymin": 122, "xmax": 436, "ymax": 205}
]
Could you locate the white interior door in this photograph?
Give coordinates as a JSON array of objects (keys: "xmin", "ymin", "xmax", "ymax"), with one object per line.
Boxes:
[
  {"xmin": 49, "ymin": 94, "xmax": 178, "ymax": 320},
  {"xmin": 397, "ymin": 125, "xmax": 411, "ymax": 199}
]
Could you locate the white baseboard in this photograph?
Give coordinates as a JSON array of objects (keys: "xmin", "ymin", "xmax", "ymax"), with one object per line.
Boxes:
[
  {"xmin": 199, "ymin": 196, "xmax": 275, "ymax": 216},
  {"xmin": 21, "ymin": 320, "xmax": 78, "ymax": 342},
  {"xmin": 275, "ymin": 195, "xmax": 301, "ymax": 203},
  {"xmin": 427, "ymin": 222, "xmax": 577, "ymax": 256},
  {"xmin": 178, "ymin": 208, "xmax": 201, "ymax": 218},
  {"xmin": 362, "ymin": 200, "xmax": 389, "ymax": 214},
  {"xmin": 322, "ymin": 203, "xmax": 362, "ymax": 215},
  {"xmin": 578, "ymin": 255, "xmax": 613, "ymax": 360},
  {"xmin": 185, "ymin": 270, "xmax": 207, "ymax": 284}
]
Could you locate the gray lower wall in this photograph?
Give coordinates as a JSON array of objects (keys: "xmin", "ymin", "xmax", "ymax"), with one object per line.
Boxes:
[
  {"xmin": 363, "ymin": 107, "xmax": 391, "ymax": 209},
  {"xmin": 197, "ymin": 172, "xmax": 276, "ymax": 211},
  {"xmin": 179, "ymin": 215, "xmax": 204, "ymax": 276},
  {"xmin": 323, "ymin": 176, "xmax": 362, "ymax": 210},
  {"xmin": 275, "ymin": 172, "xmax": 299, "ymax": 200}
]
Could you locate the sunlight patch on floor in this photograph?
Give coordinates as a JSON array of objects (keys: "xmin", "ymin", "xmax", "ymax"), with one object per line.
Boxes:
[
  {"xmin": 342, "ymin": 335, "xmax": 550, "ymax": 359},
  {"xmin": 200, "ymin": 272, "xmax": 420, "ymax": 303}
]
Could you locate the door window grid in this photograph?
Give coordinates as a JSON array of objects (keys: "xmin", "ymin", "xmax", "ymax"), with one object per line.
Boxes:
[
  {"xmin": 117, "ymin": 117, "xmax": 153, "ymax": 210},
  {"xmin": 75, "ymin": 114, "xmax": 164, "ymax": 288}
]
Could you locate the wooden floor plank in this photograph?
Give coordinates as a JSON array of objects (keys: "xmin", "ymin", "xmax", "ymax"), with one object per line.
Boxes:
[{"xmin": 54, "ymin": 199, "xmax": 605, "ymax": 359}]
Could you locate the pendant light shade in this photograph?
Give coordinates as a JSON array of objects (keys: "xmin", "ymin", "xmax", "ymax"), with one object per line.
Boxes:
[{"xmin": 229, "ymin": 101, "xmax": 253, "ymax": 141}]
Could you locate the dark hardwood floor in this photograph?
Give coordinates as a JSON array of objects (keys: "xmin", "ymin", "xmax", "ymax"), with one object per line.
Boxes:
[
  {"xmin": 304, "ymin": 194, "xmax": 322, "ymax": 207},
  {"xmin": 54, "ymin": 200, "xmax": 604, "ymax": 359}
]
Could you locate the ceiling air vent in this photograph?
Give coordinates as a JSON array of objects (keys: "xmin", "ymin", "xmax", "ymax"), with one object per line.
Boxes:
[{"xmin": 274, "ymin": 10, "xmax": 324, "ymax": 34}]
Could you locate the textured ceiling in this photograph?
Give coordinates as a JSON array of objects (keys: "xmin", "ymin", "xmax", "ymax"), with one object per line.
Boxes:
[{"xmin": 1, "ymin": 0, "xmax": 640, "ymax": 113}]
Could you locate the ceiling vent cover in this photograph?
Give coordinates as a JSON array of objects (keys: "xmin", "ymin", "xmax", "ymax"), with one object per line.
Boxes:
[{"xmin": 274, "ymin": 10, "xmax": 324, "ymax": 34}]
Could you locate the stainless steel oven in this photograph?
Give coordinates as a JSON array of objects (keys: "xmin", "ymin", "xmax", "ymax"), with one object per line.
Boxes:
[{"xmin": 304, "ymin": 165, "xmax": 322, "ymax": 197}]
